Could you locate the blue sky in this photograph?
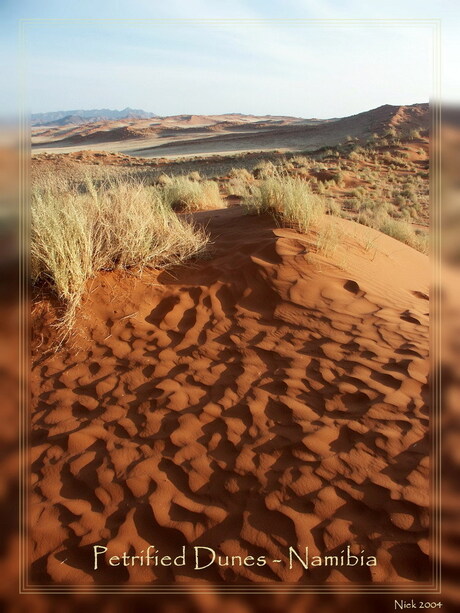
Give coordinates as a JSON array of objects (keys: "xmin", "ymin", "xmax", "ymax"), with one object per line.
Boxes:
[{"xmin": 1, "ymin": 0, "xmax": 458, "ymax": 118}]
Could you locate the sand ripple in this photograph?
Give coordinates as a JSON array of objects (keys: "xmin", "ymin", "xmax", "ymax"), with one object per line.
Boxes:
[{"xmin": 30, "ymin": 209, "xmax": 430, "ymax": 585}]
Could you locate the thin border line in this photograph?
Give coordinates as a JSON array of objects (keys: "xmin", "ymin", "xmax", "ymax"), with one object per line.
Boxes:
[{"xmin": 19, "ymin": 17, "xmax": 442, "ymax": 595}]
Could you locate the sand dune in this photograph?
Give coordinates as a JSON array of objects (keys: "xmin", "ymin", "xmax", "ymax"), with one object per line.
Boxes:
[
  {"xmin": 31, "ymin": 104, "xmax": 428, "ymax": 158},
  {"xmin": 30, "ymin": 209, "xmax": 430, "ymax": 585}
]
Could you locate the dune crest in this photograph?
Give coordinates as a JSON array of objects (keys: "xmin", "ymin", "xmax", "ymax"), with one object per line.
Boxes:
[{"xmin": 31, "ymin": 103, "xmax": 429, "ymax": 158}]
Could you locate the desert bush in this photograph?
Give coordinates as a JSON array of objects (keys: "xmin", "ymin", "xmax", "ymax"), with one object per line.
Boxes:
[
  {"xmin": 415, "ymin": 229, "xmax": 430, "ymax": 254},
  {"xmin": 280, "ymin": 158, "xmax": 295, "ymax": 172},
  {"xmin": 344, "ymin": 197, "xmax": 361, "ymax": 212},
  {"xmin": 155, "ymin": 173, "xmax": 172, "ymax": 186},
  {"xmin": 226, "ymin": 177, "xmax": 252, "ymax": 197},
  {"xmin": 400, "ymin": 187, "xmax": 418, "ymax": 204},
  {"xmin": 325, "ymin": 198, "xmax": 342, "ymax": 216},
  {"xmin": 229, "ymin": 168, "xmax": 253, "ymax": 182},
  {"xmin": 356, "ymin": 211, "xmax": 376, "ymax": 228},
  {"xmin": 291, "ymin": 155, "xmax": 310, "ymax": 168},
  {"xmin": 331, "ymin": 171, "xmax": 345, "ymax": 187},
  {"xmin": 381, "ymin": 152, "xmax": 394, "ymax": 164},
  {"xmin": 399, "ymin": 207, "xmax": 412, "ymax": 221},
  {"xmin": 385, "ymin": 127, "xmax": 398, "ymax": 139},
  {"xmin": 316, "ymin": 181, "xmax": 326, "ymax": 195},
  {"xmin": 252, "ymin": 160, "xmax": 276, "ymax": 179},
  {"xmin": 350, "ymin": 186, "xmax": 366, "ymax": 200},
  {"xmin": 393, "ymin": 191, "xmax": 406, "ymax": 207},
  {"xmin": 162, "ymin": 176, "xmax": 224, "ymax": 212},
  {"xmin": 31, "ymin": 174, "xmax": 209, "ymax": 326},
  {"xmin": 244, "ymin": 173, "xmax": 325, "ymax": 232},
  {"xmin": 378, "ymin": 217, "xmax": 417, "ymax": 246},
  {"xmin": 358, "ymin": 199, "xmax": 391, "ymax": 216},
  {"xmin": 392, "ymin": 156, "xmax": 411, "ymax": 168},
  {"xmin": 348, "ymin": 150, "xmax": 363, "ymax": 162},
  {"xmin": 409, "ymin": 128, "xmax": 422, "ymax": 140}
]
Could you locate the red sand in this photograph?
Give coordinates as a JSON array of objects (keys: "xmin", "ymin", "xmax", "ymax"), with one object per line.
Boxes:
[{"xmin": 30, "ymin": 209, "xmax": 430, "ymax": 585}]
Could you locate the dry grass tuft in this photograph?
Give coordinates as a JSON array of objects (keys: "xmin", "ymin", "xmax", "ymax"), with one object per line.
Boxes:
[
  {"xmin": 187, "ymin": 171, "xmax": 202, "ymax": 182},
  {"xmin": 156, "ymin": 173, "xmax": 173, "ymax": 186},
  {"xmin": 31, "ymin": 173, "xmax": 209, "ymax": 328},
  {"xmin": 244, "ymin": 173, "xmax": 325, "ymax": 233},
  {"xmin": 229, "ymin": 168, "xmax": 253, "ymax": 182},
  {"xmin": 378, "ymin": 217, "xmax": 429, "ymax": 252},
  {"xmin": 162, "ymin": 176, "xmax": 224, "ymax": 212},
  {"xmin": 252, "ymin": 160, "xmax": 277, "ymax": 179},
  {"xmin": 226, "ymin": 168, "xmax": 254, "ymax": 197}
]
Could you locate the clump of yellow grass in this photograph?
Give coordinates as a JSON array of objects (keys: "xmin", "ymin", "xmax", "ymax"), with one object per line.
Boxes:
[
  {"xmin": 161, "ymin": 176, "xmax": 224, "ymax": 212},
  {"xmin": 31, "ymin": 173, "xmax": 209, "ymax": 327},
  {"xmin": 244, "ymin": 172, "xmax": 326, "ymax": 233}
]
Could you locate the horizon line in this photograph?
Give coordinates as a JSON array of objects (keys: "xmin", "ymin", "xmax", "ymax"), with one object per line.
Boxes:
[{"xmin": 30, "ymin": 101, "xmax": 429, "ymax": 120}]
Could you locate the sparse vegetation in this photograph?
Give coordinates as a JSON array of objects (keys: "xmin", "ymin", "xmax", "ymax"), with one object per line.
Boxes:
[
  {"xmin": 226, "ymin": 179, "xmax": 252, "ymax": 197},
  {"xmin": 291, "ymin": 155, "xmax": 310, "ymax": 168},
  {"xmin": 162, "ymin": 176, "xmax": 224, "ymax": 212},
  {"xmin": 317, "ymin": 221, "xmax": 343, "ymax": 256},
  {"xmin": 31, "ymin": 110, "xmax": 430, "ymax": 268},
  {"xmin": 325, "ymin": 198, "xmax": 342, "ymax": 217},
  {"xmin": 225, "ymin": 168, "xmax": 254, "ymax": 197},
  {"xmin": 378, "ymin": 217, "xmax": 422, "ymax": 250},
  {"xmin": 229, "ymin": 168, "xmax": 253, "ymax": 182},
  {"xmin": 252, "ymin": 160, "xmax": 276, "ymax": 179},
  {"xmin": 244, "ymin": 173, "xmax": 325, "ymax": 232},
  {"xmin": 31, "ymin": 173, "xmax": 209, "ymax": 328},
  {"xmin": 156, "ymin": 173, "xmax": 172, "ymax": 186}
]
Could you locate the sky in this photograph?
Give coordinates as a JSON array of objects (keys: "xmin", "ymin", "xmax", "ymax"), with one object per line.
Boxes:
[{"xmin": 0, "ymin": 0, "xmax": 458, "ymax": 119}]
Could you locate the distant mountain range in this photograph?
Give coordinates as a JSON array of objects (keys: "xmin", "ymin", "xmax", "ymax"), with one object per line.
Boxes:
[{"xmin": 31, "ymin": 108, "xmax": 158, "ymax": 126}]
